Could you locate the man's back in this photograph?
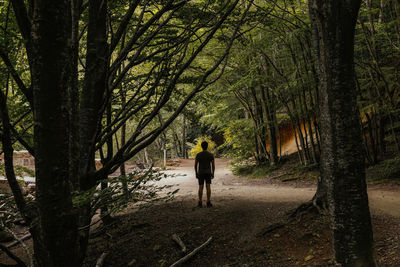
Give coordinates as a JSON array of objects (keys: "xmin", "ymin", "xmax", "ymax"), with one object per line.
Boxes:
[{"xmin": 195, "ymin": 151, "xmax": 214, "ymax": 174}]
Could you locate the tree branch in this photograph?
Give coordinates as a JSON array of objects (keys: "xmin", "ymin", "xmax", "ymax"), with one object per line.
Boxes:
[
  {"xmin": 109, "ymin": 0, "xmax": 141, "ymax": 52},
  {"xmin": 0, "ymin": 244, "xmax": 27, "ymax": 267},
  {"xmin": 94, "ymin": 0, "xmax": 246, "ymax": 179},
  {"xmin": 0, "ymin": 90, "xmax": 29, "ymax": 223},
  {"xmin": 0, "ymin": 48, "xmax": 33, "ymax": 107},
  {"xmin": 10, "ymin": 0, "xmax": 31, "ymax": 40}
]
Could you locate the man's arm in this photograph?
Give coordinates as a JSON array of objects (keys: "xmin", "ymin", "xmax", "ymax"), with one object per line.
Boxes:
[
  {"xmin": 195, "ymin": 159, "xmax": 199, "ymax": 178},
  {"xmin": 211, "ymin": 159, "xmax": 215, "ymax": 179}
]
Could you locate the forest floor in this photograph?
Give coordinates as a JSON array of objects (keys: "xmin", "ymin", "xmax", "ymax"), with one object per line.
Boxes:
[{"xmin": 1, "ymin": 158, "xmax": 400, "ymax": 266}]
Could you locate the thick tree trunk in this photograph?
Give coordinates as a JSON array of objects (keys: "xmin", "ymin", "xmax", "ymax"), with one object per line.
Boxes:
[
  {"xmin": 309, "ymin": 1, "xmax": 376, "ymax": 266},
  {"xmin": 30, "ymin": 1, "xmax": 79, "ymax": 266}
]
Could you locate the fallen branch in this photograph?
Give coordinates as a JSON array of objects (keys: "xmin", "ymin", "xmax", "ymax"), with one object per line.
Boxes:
[
  {"xmin": 259, "ymin": 222, "xmax": 285, "ymax": 236},
  {"xmin": 170, "ymin": 236, "xmax": 213, "ymax": 267},
  {"xmin": 6, "ymin": 233, "xmax": 31, "ymax": 249},
  {"xmin": 5, "ymin": 229, "xmax": 32, "ymax": 267},
  {"xmin": 172, "ymin": 233, "xmax": 187, "ymax": 253},
  {"xmin": 95, "ymin": 252, "xmax": 108, "ymax": 267},
  {"xmin": 0, "ymin": 244, "xmax": 27, "ymax": 267}
]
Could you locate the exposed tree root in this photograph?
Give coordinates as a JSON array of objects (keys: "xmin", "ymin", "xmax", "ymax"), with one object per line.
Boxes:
[
  {"xmin": 258, "ymin": 197, "xmax": 328, "ymax": 237},
  {"xmin": 288, "ymin": 197, "xmax": 327, "ymax": 221}
]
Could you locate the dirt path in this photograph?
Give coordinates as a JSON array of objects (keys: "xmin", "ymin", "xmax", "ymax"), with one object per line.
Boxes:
[
  {"xmin": 80, "ymin": 158, "xmax": 397, "ymax": 266},
  {"xmin": 160, "ymin": 158, "xmax": 400, "ymax": 218},
  {"xmin": 3, "ymin": 158, "xmax": 399, "ymax": 266}
]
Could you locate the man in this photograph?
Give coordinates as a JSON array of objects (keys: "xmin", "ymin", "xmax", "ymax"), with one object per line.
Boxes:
[{"xmin": 194, "ymin": 141, "xmax": 215, "ymax": 207}]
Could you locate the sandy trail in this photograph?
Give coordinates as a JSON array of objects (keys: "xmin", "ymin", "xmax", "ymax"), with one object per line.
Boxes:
[{"xmin": 160, "ymin": 158, "xmax": 400, "ymax": 217}]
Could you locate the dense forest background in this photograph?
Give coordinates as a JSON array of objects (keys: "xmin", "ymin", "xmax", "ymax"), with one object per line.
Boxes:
[{"xmin": 2, "ymin": 1, "xmax": 400, "ymax": 171}]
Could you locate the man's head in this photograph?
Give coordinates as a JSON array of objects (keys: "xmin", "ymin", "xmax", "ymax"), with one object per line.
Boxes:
[{"xmin": 201, "ymin": 141, "xmax": 208, "ymax": 150}]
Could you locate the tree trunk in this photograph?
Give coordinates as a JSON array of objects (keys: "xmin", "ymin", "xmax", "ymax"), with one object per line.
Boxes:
[
  {"xmin": 262, "ymin": 86, "xmax": 278, "ymax": 166},
  {"xmin": 120, "ymin": 92, "xmax": 128, "ymax": 196},
  {"xmin": 30, "ymin": 1, "xmax": 79, "ymax": 265},
  {"xmin": 182, "ymin": 114, "xmax": 187, "ymax": 158},
  {"xmin": 77, "ymin": 0, "xmax": 109, "ymax": 262},
  {"xmin": 309, "ymin": 1, "xmax": 376, "ymax": 265}
]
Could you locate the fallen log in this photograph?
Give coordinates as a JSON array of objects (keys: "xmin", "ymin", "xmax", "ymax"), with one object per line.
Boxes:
[
  {"xmin": 172, "ymin": 234, "xmax": 187, "ymax": 253},
  {"xmin": 170, "ymin": 236, "xmax": 212, "ymax": 267}
]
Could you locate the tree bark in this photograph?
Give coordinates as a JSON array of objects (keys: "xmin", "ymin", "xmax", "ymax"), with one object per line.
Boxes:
[
  {"xmin": 30, "ymin": 1, "xmax": 79, "ymax": 265},
  {"xmin": 77, "ymin": 0, "xmax": 109, "ymax": 262},
  {"xmin": 309, "ymin": 1, "xmax": 376, "ymax": 265}
]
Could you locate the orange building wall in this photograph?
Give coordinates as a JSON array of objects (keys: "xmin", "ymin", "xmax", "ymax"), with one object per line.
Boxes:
[{"xmin": 267, "ymin": 121, "xmax": 316, "ymax": 156}]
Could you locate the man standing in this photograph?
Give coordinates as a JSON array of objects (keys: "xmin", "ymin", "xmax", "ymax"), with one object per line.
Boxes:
[{"xmin": 194, "ymin": 141, "xmax": 215, "ymax": 207}]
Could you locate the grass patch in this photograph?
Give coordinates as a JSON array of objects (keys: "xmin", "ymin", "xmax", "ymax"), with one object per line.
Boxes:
[
  {"xmin": 248, "ymin": 165, "xmax": 279, "ymax": 179},
  {"xmin": 0, "ymin": 163, "xmax": 35, "ymax": 177},
  {"xmin": 232, "ymin": 164, "xmax": 254, "ymax": 176},
  {"xmin": 231, "ymin": 160, "xmax": 279, "ymax": 179},
  {"xmin": 367, "ymin": 156, "xmax": 400, "ymax": 183}
]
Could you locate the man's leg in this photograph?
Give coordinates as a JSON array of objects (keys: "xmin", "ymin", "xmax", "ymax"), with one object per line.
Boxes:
[
  {"xmin": 206, "ymin": 184, "xmax": 211, "ymax": 202},
  {"xmin": 198, "ymin": 184, "xmax": 204, "ymax": 203}
]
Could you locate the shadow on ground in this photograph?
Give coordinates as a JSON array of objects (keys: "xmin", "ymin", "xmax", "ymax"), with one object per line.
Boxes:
[{"xmin": 84, "ymin": 196, "xmax": 400, "ymax": 267}]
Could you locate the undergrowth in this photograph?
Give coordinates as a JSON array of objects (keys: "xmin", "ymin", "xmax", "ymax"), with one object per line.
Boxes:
[
  {"xmin": 0, "ymin": 163, "xmax": 35, "ymax": 177},
  {"xmin": 367, "ymin": 156, "xmax": 400, "ymax": 182}
]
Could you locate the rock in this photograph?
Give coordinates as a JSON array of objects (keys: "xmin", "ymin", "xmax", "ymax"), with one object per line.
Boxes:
[{"xmin": 27, "ymin": 183, "xmax": 36, "ymax": 193}]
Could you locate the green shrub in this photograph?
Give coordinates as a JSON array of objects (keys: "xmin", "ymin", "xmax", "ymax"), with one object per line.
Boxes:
[{"xmin": 189, "ymin": 136, "xmax": 216, "ymax": 158}]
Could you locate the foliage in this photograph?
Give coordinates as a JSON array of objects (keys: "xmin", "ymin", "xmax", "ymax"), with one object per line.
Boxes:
[
  {"xmin": 367, "ymin": 156, "xmax": 400, "ymax": 182},
  {"xmin": 221, "ymin": 119, "xmax": 255, "ymax": 160},
  {"xmin": 73, "ymin": 168, "xmax": 178, "ymax": 218},
  {"xmin": 189, "ymin": 135, "xmax": 216, "ymax": 158},
  {"xmin": 0, "ymin": 163, "xmax": 35, "ymax": 177}
]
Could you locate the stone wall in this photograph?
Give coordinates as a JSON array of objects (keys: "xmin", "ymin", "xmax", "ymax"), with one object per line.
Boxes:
[{"xmin": 0, "ymin": 150, "xmax": 35, "ymax": 170}]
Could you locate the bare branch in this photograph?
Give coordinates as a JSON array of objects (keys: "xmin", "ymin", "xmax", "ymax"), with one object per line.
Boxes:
[
  {"xmin": 0, "ymin": 244, "xmax": 27, "ymax": 267},
  {"xmin": 0, "ymin": 48, "xmax": 33, "ymax": 107},
  {"xmin": 94, "ymin": 0, "xmax": 247, "ymax": 179},
  {"xmin": 0, "ymin": 90, "xmax": 29, "ymax": 223},
  {"xmin": 10, "ymin": 0, "xmax": 31, "ymax": 40},
  {"xmin": 110, "ymin": 0, "xmax": 141, "ymax": 52}
]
